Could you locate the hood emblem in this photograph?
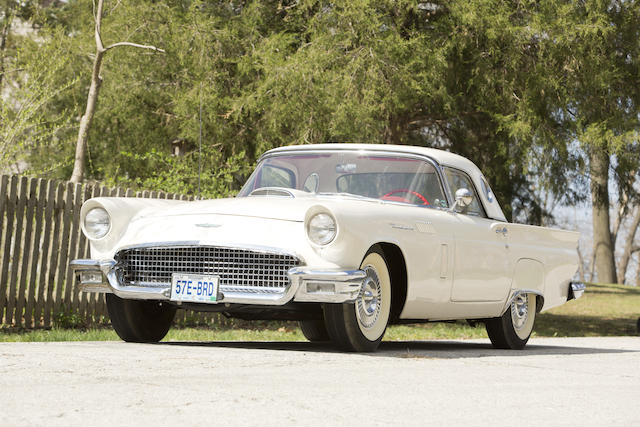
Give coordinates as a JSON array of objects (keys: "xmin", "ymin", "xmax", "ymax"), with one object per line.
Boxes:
[{"xmin": 195, "ymin": 223, "xmax": 222, "ymax": 228}]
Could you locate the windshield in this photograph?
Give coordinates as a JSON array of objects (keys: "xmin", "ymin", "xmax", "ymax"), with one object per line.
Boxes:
[{"xmin": 238, "ymin": 151, "xmax": 448, "ymax": 208}]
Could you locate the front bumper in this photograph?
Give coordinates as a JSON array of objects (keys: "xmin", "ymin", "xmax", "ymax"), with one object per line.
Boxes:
[
  {"xmin": 568, "ymin": 281, "xmax": 586, "ymax": 300},
  {"xmin": 70, "ymin": 259, "xmax": 365, "ymax": 305}
]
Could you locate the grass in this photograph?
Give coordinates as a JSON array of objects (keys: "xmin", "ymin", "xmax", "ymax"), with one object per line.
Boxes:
[
  {"xmin": 1, "ymin": 282, "xmax": 638, "ymax": 342},
  {"xmin": 535, "ymin": 282, "xmax": 640, "ymax": 337}
]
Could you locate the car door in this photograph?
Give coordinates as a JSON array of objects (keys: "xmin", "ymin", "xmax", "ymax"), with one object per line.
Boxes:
[{"xmin": 443, "ymin": 167, "xmax": 512, "ymax": 302}]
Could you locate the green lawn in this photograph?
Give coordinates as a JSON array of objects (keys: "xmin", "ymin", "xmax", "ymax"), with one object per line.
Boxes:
[{"xmin": 1, "ymin": 282, "xmax": 638, "ymax": 342}]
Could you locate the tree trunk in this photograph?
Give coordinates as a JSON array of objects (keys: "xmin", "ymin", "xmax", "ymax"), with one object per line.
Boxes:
[
  {"xmin": 0, "ymin": 6, "xmax": 14, "ymax": 89},
  {"xmin": 70, "ymin": 0, "xmax": 107, "ymax": 184},
  {"xmin": 589, "ymin": 149, "xmax": 617, "ymax": 284},
  {"xmin": 617, "ymin": 207, "xmax": 640, "ymax": 284},
  {"xmin": 69, "ymin": 50, "xmax": 104, "ymax": 183}
]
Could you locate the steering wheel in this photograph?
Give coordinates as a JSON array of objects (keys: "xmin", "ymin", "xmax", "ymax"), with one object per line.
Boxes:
[{"xmin": 381, "ymin": 189, "xmax": 429, "ymax": 205}]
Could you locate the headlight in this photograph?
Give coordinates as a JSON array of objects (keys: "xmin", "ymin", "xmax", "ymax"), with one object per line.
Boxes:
[
  {"xmin": 307, "ymin": 213, "xmax": 337, "ymax": 245},
  {"xmin": 84, "ymin": 207, "xmax": 111, "ymax": 239}
]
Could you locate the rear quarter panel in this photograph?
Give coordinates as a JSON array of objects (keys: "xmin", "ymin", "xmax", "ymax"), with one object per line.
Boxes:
[{"xmin": 507, "ymin": 224, "xmax": 580, "ymax": 311}]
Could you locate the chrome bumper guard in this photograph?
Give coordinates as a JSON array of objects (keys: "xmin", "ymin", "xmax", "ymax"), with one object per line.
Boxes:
[
  {"xmin": 70, "ymin": 259, "xmax": 365, "ymax": 306},
  {"xmin": 568, "ymin": 281, "xmax": 586, "ymax": 300}
]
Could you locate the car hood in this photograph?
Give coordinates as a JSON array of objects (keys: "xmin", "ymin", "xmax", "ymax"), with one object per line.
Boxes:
[{"xmin": 134, "ymin": 196, "xmax": 318, "ymax": 223}]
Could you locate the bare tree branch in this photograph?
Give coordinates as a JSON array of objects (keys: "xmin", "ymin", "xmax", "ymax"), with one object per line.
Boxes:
[
  {"xmin": 103, "ymin": 42, "xmax": 165, "ymax": 53},
  {"xmin": 616, "ymin": 205, "xmax": 640, "ymax": 284},
  {"xmin": 108, "ymin": 0, "xmax": 123, "ymax": 14},
  {"xmin": 577, "ymin": 246, "xmax": 586, "ymax": 282},
  {"xmin": 611, "ymin": 190, "xmax": 629, "ymax": 246},
  {"xmin": 94, "ymin": 0, "xmax": 104, "ymax": 52},
  {"xmin": 588, "ymin": 245, "xmax": 597, "ymax": 281}
]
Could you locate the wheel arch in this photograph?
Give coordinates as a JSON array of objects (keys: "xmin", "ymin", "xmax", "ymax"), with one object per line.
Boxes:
[{"xmin": 368, "ymin": 242, "xmax": 407, "ymax": 323}]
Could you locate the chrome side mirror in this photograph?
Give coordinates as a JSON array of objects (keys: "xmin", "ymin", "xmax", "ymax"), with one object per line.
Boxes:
[{"xmin": 450, "ymin": 188, "xmax": 473, "ymax": 212}]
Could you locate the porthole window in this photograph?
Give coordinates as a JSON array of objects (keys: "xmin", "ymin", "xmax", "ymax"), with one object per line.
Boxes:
[{"xmin": 481, "ymin": 177, "xmax": 494, "ymax": 203}]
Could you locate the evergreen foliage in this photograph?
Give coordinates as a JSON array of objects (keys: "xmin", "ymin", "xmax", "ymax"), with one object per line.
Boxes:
[{"xmin": 0, "ymin": 0, "xmax": 638, "ymax": 222}]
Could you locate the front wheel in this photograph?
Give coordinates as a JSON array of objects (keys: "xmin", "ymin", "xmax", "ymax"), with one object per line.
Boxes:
[
  {"xmin": 106, "ymin": 293, "xmax": 176, "ymax": 343},
  {"xmin": 299, "ymin": 319, "xmax": 330, "ymax": 342},
  {"xmin": 324, "ymin": 248, "xmax": 392, "ymax": 352},
  {"xmin": 485, "ymin": 293, "xmax": 536, "ymax": 350}
]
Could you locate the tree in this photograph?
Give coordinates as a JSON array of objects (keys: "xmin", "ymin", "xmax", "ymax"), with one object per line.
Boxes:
[
  {"xmin": 617, "ymin": 206, "xmax": 640, "ymax": 284},
  {"xmin": 559, "ymin": 2, "xmax": 640, "ymax": 284},
  {"xmin": 69, "ymin": 0, "xmax": 164, "ymax": 183},
  {"xmin": 5, "ymin": 0, "xmax": 638, "ymax": 280}
]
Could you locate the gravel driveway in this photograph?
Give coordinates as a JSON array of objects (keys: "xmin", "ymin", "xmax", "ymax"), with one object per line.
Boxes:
[{"xmin": 1, "ymin": 337, "xmax": 638, "ymax": 426}]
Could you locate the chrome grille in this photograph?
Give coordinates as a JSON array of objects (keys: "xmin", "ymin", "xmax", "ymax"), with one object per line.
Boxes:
[{"xmin": 115, "ymin": 246, "xmax": 300, "ymax": 289}]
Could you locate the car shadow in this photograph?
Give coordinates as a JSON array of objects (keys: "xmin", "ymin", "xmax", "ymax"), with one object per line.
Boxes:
[{"xmin": 157, "ymin": 339, "xmax": 638, "ymax": 359}]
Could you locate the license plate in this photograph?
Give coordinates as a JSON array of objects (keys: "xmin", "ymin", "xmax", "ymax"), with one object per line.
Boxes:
[{"xmin": 170, "ymin": 273, "xmax": 219, "ymax": 304}]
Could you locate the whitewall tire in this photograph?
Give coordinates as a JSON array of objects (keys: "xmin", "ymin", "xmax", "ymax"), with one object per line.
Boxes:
[
  {"xmin": 323, "ymin": 247, "xmax": 391, "ymax": 352},
  {"xmin": 485, "ymin": 293, "xmax": 536, "ymax": 350}
]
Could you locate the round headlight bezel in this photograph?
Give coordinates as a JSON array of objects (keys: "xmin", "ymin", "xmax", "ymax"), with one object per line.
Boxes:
[
  {"xmin": 306, "ymin": 212, "xmax": 337, "ymax": 246},
  {"xmin": 83, "ymin": 207, "xmax": 111, "ymax": 240}
]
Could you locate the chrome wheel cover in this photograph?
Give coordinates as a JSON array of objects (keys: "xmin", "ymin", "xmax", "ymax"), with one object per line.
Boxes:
[
  {"xmin": 511, "ymin": 293, "xmax": 529, "ymax": 331},
  {"xmin": 356, "ymin": 266, "xmax": 382, "ymax": 330}
]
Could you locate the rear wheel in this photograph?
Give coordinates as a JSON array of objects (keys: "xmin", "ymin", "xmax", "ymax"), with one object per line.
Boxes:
[
  {"xmin": 106, "ymin": 293, "xmax": 176, "ymax": 343},
  {"xmin": 299, "ymin": 319, "xmax": 330, "ymax": 342},
  {"xmin": 324, "ymin": 248, "xmax": 391, "ymax": 352},
  {"xmin": 485, "ymin": 293, "xmax": 536, "ymax": 349}
]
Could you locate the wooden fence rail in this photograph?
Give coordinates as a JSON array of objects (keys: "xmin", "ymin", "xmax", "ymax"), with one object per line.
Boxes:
[{"xmin": 0, "ymin": 174, "xmax": 217, "ymax": 329}]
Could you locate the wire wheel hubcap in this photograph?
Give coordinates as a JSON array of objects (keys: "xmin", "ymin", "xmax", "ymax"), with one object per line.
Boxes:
[
  {"xmin": 511, "ymin": 293, "xmax": 529, "ymax": 331},
  {"xmin": 356, "ymin": 267, "xmax": 382, "ymax": 329}
]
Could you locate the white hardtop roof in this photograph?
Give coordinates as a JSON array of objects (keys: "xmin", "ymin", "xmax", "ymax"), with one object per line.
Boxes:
[{"xmin": 264, "ymin": 143, "xmax": 478, "ymax": 171}]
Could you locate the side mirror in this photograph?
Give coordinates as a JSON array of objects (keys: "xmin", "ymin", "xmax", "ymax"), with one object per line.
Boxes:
[
  {"xmin": 450, "ymin": 188, "xmax": 473, "ymax": 212},
  {"xmin": 456, "ymin": 188, "xmax": 473, "ymax": 207}
]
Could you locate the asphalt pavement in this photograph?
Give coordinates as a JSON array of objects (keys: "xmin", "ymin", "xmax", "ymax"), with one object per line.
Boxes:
[{"xmin": 1, "ymin": 337, "xmax": 638, "ymax": 426}]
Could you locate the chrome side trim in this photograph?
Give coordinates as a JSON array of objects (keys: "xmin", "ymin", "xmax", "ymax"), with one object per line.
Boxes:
[
  {"xmin": 501, "ymin": 289, "xmax": 545, "ymax": 315},
  {"xmin": 568, "ymin": 281, "xmax": 586, "ymax": 300}
]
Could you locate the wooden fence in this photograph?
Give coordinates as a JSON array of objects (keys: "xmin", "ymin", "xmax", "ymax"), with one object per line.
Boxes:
[{"xmin": 0, "ymin": 174, "xmax": 217, "ymax": 329}]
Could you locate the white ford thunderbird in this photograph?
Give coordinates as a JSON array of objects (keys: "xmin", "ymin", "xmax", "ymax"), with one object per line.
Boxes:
[{"xmin": 71, "ymin": 144, "xmax": 585, "ymax": 351}]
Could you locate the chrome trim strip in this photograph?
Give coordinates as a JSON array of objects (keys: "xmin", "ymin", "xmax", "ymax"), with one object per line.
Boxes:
[
  {"xmin": 568, "ymin": 281, "xmax": 586, "ymax": 300},
  {"xmin": 501, "ymin": 289, "xmax": 545, "ymax": 315},
  {"xmin": 70, "ymin": 259, "xmax": 104, "ymax": 271},
  {"xmin": 288, "ymin": 267, "xmax": 366, "ymax": 282},
  {"xmin": 248, "ymin": 187, "xmax": 295, "ymax": 198},
  {"xmin": 112, "ymin": 241, "xmax": 306, "ymax": 263}
]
